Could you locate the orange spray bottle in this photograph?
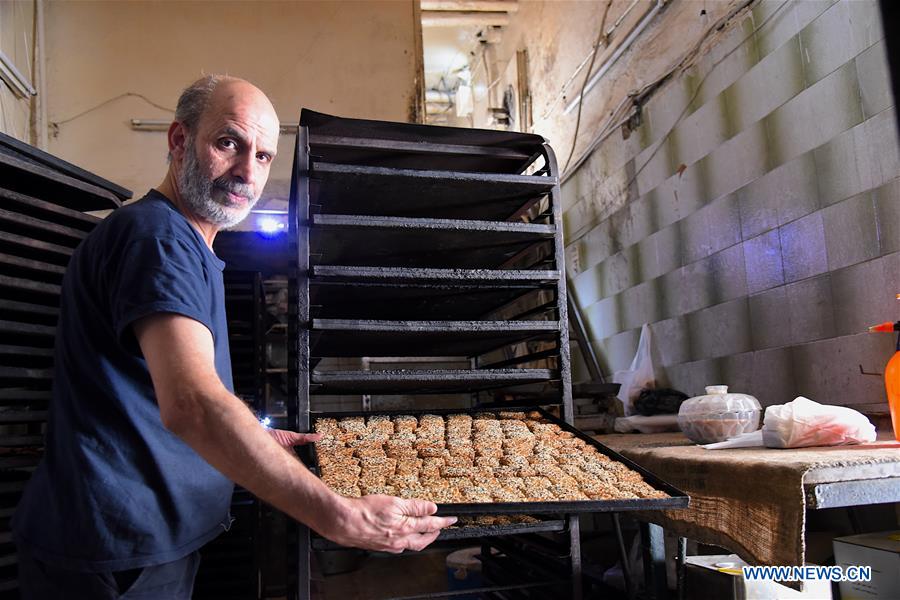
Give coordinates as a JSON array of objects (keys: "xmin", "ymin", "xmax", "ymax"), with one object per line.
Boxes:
[{"xmin": 869, "ymin": 295, "xmax": 900, "ymax": 441}]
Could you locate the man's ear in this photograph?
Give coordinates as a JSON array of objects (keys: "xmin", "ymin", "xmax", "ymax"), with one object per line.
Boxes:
[{"xmin": 168, "ymin": 121, "xmax": 188, "ymax": 161}]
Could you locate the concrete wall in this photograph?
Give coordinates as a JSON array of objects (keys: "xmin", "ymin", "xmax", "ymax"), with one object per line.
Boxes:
[
  {"xmin": 561, "ymin": 0, "xmax": 898, "ymax": 409},
  {"xmin": 468, "ymin": 1, "xmax": 739, "ymax": 140},
  {"xmin": 42, "ymin": 0, "xmax": 422, "ymax": 200},
  {"xmin": 0, "ymin": 0, "xmax": 36, "ymax": 143}
]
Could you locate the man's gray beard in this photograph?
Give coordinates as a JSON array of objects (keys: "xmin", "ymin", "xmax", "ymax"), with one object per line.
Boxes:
[{"xmin": 177, "ymin": 138, "xmax": 258, "ymax": 229}]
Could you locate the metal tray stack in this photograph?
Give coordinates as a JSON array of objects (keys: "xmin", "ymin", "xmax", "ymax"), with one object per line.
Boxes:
[
  {"xmin": 479, "ymin": 532, "xmax": 577, "ymax": 599},
  {"xmin": 223, "ymin": 270, "xmax": 267, "ymax": 410},
  {"xmin": 193, "ymin": 270, "xmax": 267, "ymax": 599},
  {"xmin": 0, "ymin": 132, "xmax": 128, "ymax": 594},
  {"xmin": 285, "ymin": 111, "xmax": 577, "ymax": 600},
  {"xmin": 193, "ymin": 492, "xmax": 261, "ymax": 600},
  {"xmin": 291, "ymin": 109, "xmax": 572, "ymax": 417}
]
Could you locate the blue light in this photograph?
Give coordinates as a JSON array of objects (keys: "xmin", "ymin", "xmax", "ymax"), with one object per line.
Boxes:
[
  {"xmin": 256, "ymin": 217, "xmax": 286, "ymax": 236},
  {"xmin": 258, "ymin": 217, "xmax": 281, "ymax": 234},
  {"xmin": 260, "ymin": 416, "xmax": 272, "ymax": 429}
]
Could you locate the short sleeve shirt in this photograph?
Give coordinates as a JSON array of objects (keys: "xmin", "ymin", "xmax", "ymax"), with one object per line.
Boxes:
[{"xmin": 13, "ymin": 190, "xmax": 235, "ymax": 572}]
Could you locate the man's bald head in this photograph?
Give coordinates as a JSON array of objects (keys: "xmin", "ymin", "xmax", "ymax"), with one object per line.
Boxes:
[
  {"xmin": 171, "ymin": 75, "xmax": 278, "ymax": 151},
  {"xmin": 175, "ymin": 75, "xmax": 270, "ymax": 130},
  {"xmin": 174, "ymin": 75, "xmax": 229, "ymax": 133},
  {"xmin": 167, "ymin": 75, "xmax": 280, "ymax": 231}
]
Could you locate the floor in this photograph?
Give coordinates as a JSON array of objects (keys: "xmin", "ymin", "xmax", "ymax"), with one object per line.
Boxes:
[{"xmin": 313, "ymin": 549, "xmax": 455, "ymax": 599}]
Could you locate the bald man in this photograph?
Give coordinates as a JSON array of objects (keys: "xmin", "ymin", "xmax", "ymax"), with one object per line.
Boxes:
[{"xmin": 13, "ymin": 75, "xmax": 455, "ymax": 599}]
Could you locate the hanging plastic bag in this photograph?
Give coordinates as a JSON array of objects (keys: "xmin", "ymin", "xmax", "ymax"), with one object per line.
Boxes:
[
  {"xmin": 761, "ymin": 397, "xmax": 876, "ymax": 448},
  {"xmin": 612, "ymin": 324, "xmax": 658, "ymax": 417}
]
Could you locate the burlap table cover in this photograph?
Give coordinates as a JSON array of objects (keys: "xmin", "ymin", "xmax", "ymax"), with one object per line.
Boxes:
[{"xmin": 596, "ymin": 432, "xmax": 900, "ymax": 568}]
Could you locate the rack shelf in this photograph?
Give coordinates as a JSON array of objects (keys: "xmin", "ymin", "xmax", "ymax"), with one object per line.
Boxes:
[
  {"xmin": 311, "ymin": 215, "xmax": 554, "ymax": 269},
  {"xmin": 311, "ymin": 281, "xmax": 551, "ymax": 321},
  {"xmin": 0, "ymin": 320, "xmax": 56, "ymax": 339},
  {"xmin": 309, "ymin": 134, "xmax": 532, "ymax": 164},
  {"xmin": 0, "ymin": 390, "xmax": 51, "ymax": 402},
  {"xmin": 0, "ymin": 346, "xmax": 54, "ymax": 363},
  {"xmin": 0, "ymin": 254, "xmax": 66, "ymax": 285},
  {"xmin": 0, "ymin": 131, "xmax": 131, "ymax": 203},
  {"xmin": 0, "ymin": 187, "xmax": 102, "ymax": 230},
  {"xmin": 0, "ymin": 233, "xmax": 74, "ymax": 265},
  {"xmin": 313, "ymin": 265, "xmax": 558, "ymax": 282},
  {"xmin": 311, "ymin": 368, "xmax": 557, "ymax": 395},
  {"xmin": 311, "ymin": 319, "xmax": 558, "ymax": 358},
  {"xmin": 303, "ymin": 108, "xmax": 545, "ymax": 173},
  {"xmin": 0, "ymin": 141, "xmax": 123, "ymax": 212},
  {"xmin": 0, "ymin": 410, "xmax": 48, "ymax": 424},
  {"xmin": 310, "ymin": 162, "xmax": 554, "ymax": 220},
  {"xmin": 0, "ymin": 208, "xmax": 88, "ymax": 245},
  {"xmin": 0, "ymin": 299, "xmax": 58, "ymax": 320}
]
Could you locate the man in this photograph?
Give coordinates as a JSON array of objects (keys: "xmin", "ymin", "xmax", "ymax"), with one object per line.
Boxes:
[{"xmin": 13, "ymin": 75, "xmax": 456, "ymax": 598}]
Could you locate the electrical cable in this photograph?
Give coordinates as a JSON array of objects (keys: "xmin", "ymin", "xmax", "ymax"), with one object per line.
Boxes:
[
  {"xmin": 563, "ymin": 0, "xmax": 614, "ymax": 173},
  {"xmin": 562, "ymin": 0, "xmax": 791, "ymax": 184},
  {"xmin": 52, "ymin": 92, "xmax": 174, "ymax": 127},
  {"xmin": 595, "ymin": 0, "xmax": 789, "ymax": 186},
  {"xmin": 571, "ymin": 92, "xmax": 634, "ymax": 163},
  {"xmin": 539, "ymin": 0, "xmax": 641, "ymax": 123}
]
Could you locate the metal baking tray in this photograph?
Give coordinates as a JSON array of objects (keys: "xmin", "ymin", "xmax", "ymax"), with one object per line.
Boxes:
[
  {"xmin": 437, "ymin": 517, "xmax": 566, "ymax": 541},
  {"xmin": 312, "ymin": 517, "xmax": 567, "ymax": 548},
  {"xmin": 308, "ymin": 405, "xmax": 689, "ymax": 516}
]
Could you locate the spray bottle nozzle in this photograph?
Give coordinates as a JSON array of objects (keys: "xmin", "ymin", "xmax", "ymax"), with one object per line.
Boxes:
[{"xmin": 868, "ymin": 321, "xmax": 900, "ymax": 333}]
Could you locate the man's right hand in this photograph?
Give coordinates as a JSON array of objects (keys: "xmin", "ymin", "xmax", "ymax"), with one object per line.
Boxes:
[{"xmin": 323, "ymin": 495, "xmax": 457, "ymax": 553}]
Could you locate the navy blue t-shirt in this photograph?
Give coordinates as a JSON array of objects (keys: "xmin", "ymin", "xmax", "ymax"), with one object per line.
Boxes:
[{"xmin": 13, "ymin": 190, "xmax": 235, "ymax": 572}]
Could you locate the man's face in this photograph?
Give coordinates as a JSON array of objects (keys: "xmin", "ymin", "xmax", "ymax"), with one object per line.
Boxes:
[{"xmin": 176, "ymin": 82, "xmax": 279, "ymax": 229}]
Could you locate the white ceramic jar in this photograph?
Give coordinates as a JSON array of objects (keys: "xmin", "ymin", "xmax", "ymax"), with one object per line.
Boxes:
[{"xmin": 677, "ymin": 385, "xmax": 761, "ymax": 444}]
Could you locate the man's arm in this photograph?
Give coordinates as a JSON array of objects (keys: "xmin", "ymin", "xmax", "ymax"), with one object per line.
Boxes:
[{"xmin": 134, "ymin": 313, "xmax": 455, "ymax": 553}]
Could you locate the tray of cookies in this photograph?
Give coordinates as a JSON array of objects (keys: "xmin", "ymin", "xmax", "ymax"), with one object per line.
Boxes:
[{"xmin": 308, "ymin": 406, "xmax": 688, "ymax": 515}]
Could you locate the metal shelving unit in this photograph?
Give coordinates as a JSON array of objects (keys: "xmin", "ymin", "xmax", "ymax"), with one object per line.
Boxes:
[
  {"xmin": 0, "ymin": 131, "xmax": 128, "ymax": 597},
  {"xmin": 194, "ymin": 270, "xmax": 268, "ymax": 599},
  {"xmin": 287, "ymin": 110, "xmax": 578, "ymax": 599},
  {"xmin": 224, "ymin": 270, "xmax": 267, "ymax": 409}
]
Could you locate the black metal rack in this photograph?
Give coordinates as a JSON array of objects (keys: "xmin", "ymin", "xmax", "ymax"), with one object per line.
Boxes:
[
  {"xmin": 287, "ymin": 110, "xmax": 578, "ymax": 599},
  {"xmin": 193, "ymin": 487, "xmax": 262, "ymax": 600},
  {"xmin": 0, "ymin": 131, "xmax": 128, "ymax": 596},
  {"xmin": 194, "ymin": 270, "xmax": 268, "ymax": 599},
  {"xmin": 223, "ymin": 270, "xmax": 267, "ymax": 408}
]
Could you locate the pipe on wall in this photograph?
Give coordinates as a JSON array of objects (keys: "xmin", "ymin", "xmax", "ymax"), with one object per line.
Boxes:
[
  {"xmin": 562, "ymin": 0, "xmax": 665, "ymax": 116},
  {"xmin": 34, "ymin": 0, "xmax": 47, "ymax": 150}
]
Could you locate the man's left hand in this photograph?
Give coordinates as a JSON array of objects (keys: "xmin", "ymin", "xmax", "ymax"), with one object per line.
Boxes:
[{"xmin": 267, "ymin": 429, "xmax": 321, "ymax": 449}]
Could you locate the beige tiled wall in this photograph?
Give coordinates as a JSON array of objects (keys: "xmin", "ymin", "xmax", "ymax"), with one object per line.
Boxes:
[{"xmin": 564, "ymin": 0, "xmax": 899, "ymax": 408}]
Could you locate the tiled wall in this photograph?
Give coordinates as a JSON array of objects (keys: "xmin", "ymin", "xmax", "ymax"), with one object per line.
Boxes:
[{"xmin": 563, "ymin": 0, "xmax": 899, "ymax": 408}]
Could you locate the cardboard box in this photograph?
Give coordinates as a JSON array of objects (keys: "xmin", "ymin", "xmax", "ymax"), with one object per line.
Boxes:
[
  {"xmin": 684, "ymin": 555, "xmax": 831, "ymax": 600},
  {"xmin": 833, "ymin": 530, "xmax": 900, "ymax": 600}
]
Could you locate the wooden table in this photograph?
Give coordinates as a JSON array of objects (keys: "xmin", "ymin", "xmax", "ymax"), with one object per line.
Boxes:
[{"xmin": 594, "ymin": 431, "xmax": 900, "ymax": 600}]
